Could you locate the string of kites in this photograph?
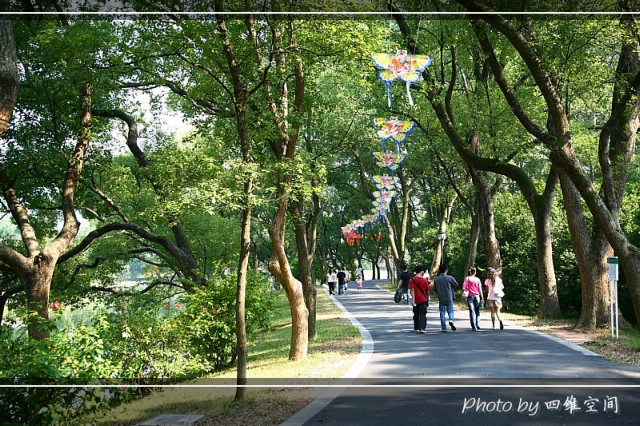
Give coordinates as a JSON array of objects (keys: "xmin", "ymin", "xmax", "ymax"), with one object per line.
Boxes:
[{"xmin": 341, "ymin": 50, "xmax": 433, "ymax": 246}]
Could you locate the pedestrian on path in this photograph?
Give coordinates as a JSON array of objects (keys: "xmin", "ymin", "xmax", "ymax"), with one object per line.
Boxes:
[
  {"xmin": 462, "ymin": 267, "xmax": 484, "ymax": 331},
  {"xmin": 337, "ymin": 267, "xmax": 347, "ymax": 295},
  {"xmin": 409, "ymin": 265, "xmax": 430, "ymax": 333},
  {"xmin": 397, "ymin": 264, "xmax": 413, "ymax": 304},
  {"xmin": 485, "ymin": 267, "xmax": 505, "ymax": 330},
  {"xmin": 327, "ymin": 269, "xmax": 337, "ymax": 295},
  {"xmin": 357, "ymin": 276, "xmax": 363, "ymax": 290},
  {"xmin": 432, "ymin": 264, "xmax": 458, "ymax": 332}
]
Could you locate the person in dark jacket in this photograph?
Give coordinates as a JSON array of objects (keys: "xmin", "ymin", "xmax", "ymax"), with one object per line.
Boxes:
[{"xmin": 432, "ymin": 264, "xmax": 458, "ymax": 332}]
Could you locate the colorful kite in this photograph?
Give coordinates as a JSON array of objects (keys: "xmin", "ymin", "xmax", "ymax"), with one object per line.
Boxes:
[
  {"xmin": 373, "ymin": 190, "xmax": 396, "ymax": 204},
  {"xmin": 361, "ymin": 214, "xmax": 376, "ymax": 230},
  {"xmin": 373, "ymin": 117, "xmax": 416, "ymax": 144},
  {"xmin": 372, "ymin": 174, "xmax": 399, "ymax": 191},
  {"xmin": 371, "ymin": 50, "xmax": 433, "ymax": 107},
  {"xmin": 373, "ymin": 151, "xmax": 406, "ymax": 174}
]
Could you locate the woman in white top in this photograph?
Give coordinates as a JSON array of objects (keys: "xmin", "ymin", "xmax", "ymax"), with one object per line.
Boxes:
[
  {"xmin": 484, "ymin": 267, "xmax": 505, "ymax": 330},
  {"xmin": 327, "ymin": 269, "xmax": 337, "ymax": 295}
]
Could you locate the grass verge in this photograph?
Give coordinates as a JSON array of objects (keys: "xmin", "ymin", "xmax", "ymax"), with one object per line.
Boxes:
[{"xmin": 84, "ymin": 288, "xmax": 361, "ymax": 425}]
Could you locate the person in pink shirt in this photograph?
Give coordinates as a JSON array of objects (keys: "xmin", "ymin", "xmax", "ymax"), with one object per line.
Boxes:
[{"xmin": 462, "ymin": 267, "xmax": 484, "ymax": 331}]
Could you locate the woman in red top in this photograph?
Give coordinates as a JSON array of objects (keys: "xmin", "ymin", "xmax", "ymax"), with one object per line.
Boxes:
[{"xmin": 409, "ymin": 265, "xmax": 430, "ymax": 333}]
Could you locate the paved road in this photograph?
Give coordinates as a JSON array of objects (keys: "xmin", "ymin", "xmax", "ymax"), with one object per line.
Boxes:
[{"xmin": 284, "ymin": 281, "xmax": 640, "ymax": 425}]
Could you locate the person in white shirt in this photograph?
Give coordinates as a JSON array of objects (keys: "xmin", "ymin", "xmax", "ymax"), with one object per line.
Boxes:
[{"xmin": 485, "ymin": 267, "xmax": 505, "ymax": 330}]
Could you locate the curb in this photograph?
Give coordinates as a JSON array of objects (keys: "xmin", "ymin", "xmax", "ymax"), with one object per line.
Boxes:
[{"xmin": 280, "ymin": 287, "xmax": 374, "ymax": 426}]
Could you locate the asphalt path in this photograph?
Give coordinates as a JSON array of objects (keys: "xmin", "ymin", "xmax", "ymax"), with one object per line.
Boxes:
[{"xmin": 283, "ymin": 280, "xmax": 640, "ymax": 425}]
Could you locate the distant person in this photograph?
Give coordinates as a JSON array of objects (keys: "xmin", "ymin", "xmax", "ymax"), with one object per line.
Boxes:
[
  {"xmin": 356, "ymin": 266, "xmax": 363, "ymax": 279},
  {"xmin": 357, "ymin": 275, "xmax": 363, "ymax": 290},
  {"xmin": 485, "ymin": 267, "xmax": 505, "ymax": 330},
  {"xmin": 409, "ymin": 265, "xmax": 430, "ymax": 333},
  {"xmin": 397, "ymin": 264, "xmax": 413, "ymax": 305},
  {"xmin": 432, "ymin": 264, "xmax": 458, "ymax": 332},
  {"xmin": 462, "ymin": 267, "xmax": 484, "ymax": 331},
  {"xmin": 327, "ymin": 269, "xmax": 337, "ymax": 295},
  {"xmin": 337, "ymin": 267, "xmax": 347, "ymax": 295}
]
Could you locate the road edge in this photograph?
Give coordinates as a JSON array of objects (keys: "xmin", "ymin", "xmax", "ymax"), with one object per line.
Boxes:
[{"xmin": 280, "ymin": 286, "xmax": 374, "ymax": 426}]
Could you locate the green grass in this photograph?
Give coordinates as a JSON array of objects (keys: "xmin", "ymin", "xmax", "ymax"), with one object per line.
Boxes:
[{"xmin": 84, "ymin": 288, "xmax": 361, "ymax": 425}]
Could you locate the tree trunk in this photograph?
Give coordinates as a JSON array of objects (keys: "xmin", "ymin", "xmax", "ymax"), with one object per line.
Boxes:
[
  {"xmin": 471, "ymin": 170, "xmax": 501, "ymax": 274},
  {"xmin": 558, "ymin": 169, "xmax": 616, "ymax": 329},
  {"xmin": 292, "ymin": 198, "xmax": 317, "ymax": 340},
  {"xmin": 466, "ymin": 201, "xmax": 480, "ymax": 272},
  {"xmin": 23, "ymin": 254, "xmax": 56, "ymax": 339},
  {"xmin": 269, "ymin": 222, "xmax": 309, "ymax": 360},
  {"xmin": 431, "ymin": 194, "xmax": 457, "ymax": 277},
  {"xmin": 528, "ymin": 166, "xmax": 561, "ymax": 318},
  {"xmin": 0, "ymin": 0, "xmax": 18, "ymax": 136},
  {"xmin": 214, "ymin": 9, "xmax": 253, "ymax": 399},
  {"xmin": 234, "ymin": 180, "xmax": 252, "ymax": 400}
]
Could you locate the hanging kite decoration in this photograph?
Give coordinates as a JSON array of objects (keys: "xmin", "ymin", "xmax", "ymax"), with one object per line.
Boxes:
[
  {"xmin": 373, "ymin": 151, "xmax": 405, "ymax": 175},
  {"xmin": 372, "ymin": 174, "xmax": 399, "ymax": 191},
  {"xmin": 373, "ymin": 117, "xmax": 416, "ymax": 146},
  {"xmin": 339, "ymin": 48, "xmax": 433, "ymax": 248},
  {"xmin": 371, "ymin": 50, "xmax": 433, "ymax": 108}
]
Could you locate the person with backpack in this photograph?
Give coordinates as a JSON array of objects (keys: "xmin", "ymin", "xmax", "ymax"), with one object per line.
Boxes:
[
  {"xmin": 409, "ymin": 265, "xmax": 430, "ymax": 333},
  {"xmin": 397, "ymin": 264, "xmax": 413, "ymax": 305}
]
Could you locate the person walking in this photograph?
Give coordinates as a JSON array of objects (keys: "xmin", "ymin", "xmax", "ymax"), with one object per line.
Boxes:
[
  {"xmin": 485, "ymin": 267, "xmax": 505, "ymax": 330},
  {"xmin": 337, "ymin": 267, "xmax": 347, "ymax": 295},
  {"xmin": 409, "ymin": 265, "xmax": 430, "ymax": 333},
  {"xmin": 397, "ymin": 264, "xmax": 413, "ymax": 305},
  {"xmin": 462, "ymin": 267, "xmax": 484, "ymax": 331},
  {"xmin": 327, "ymin": 268, "xmax": 337, "ymax": 295},
  {"xmin": 432, "ymin": 264, "xmax": 458, "ymax": 332}
]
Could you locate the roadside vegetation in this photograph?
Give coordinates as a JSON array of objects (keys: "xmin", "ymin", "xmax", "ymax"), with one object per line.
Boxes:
[{"xmin": 81, "ymin": 289, "xmax": 361, "ymax": 425}]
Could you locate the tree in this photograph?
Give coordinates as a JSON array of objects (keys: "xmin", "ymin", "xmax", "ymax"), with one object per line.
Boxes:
[{"xmin": 457, "ymin": 0, "xmax": 640, "ymax": 326}]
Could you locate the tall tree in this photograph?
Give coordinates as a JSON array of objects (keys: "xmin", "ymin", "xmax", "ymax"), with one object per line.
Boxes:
[
  {"xmin": 390, "ymin": 9, "xmax": 573, "ymax": 317},
  {"xmin": 457, "ymin": 0, "xmax": 640, "ymax": 326}
]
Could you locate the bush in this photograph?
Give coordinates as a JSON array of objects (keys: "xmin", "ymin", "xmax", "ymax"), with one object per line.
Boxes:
[
  {"xmin": 178, "ymin": 271, "xmax": 273, "ymax": 370},
  {"xmin": 0, "ymin": 271, "xmax": 274, "ymax": 424}
]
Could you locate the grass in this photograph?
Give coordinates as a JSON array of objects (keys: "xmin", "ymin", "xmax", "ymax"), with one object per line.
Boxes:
[{"xmin": 83, "ymin": 288, "xmax": 362, "ymax": 425}]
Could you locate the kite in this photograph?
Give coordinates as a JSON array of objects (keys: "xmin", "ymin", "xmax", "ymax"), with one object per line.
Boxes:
[
  {"xmin": 373, "ymin": 117, "xmax": 416, "ymax": 144},
  {"xmin": 372, "ymin": 174, "xmax": 399, "ymax": 191},
  {"xmin": 373, "ymin": 190, "xmax": 396, "ymax": 204},
  {"xmin": 371, "ymin": 50, "xmax": 433, "ymax": 107},
  {"xmin": 373, "ymin": 151, "xmax": 406, "ymax": 174},
  {"xmin": 361, "ymin": 214, "xmax": 376, "ymax": 230}
]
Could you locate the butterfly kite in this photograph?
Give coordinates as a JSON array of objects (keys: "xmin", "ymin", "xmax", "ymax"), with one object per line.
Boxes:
[
  {"xmin": 371, "ymin": 50, "xmax": 433, "ymax": 108},
  {"xmin": 373, "ymin": 117, "xmax": 416, "ymax": 144},
  {"xmin": 373, "ymin": 190, "xmax": 396, "ymax": 204},
  {"xmin": 373, "ymin": 151, "xmax": 405, "ymax": 174},
  {"xmin": 372, "ymin": 174, "xmax": 399, "ymax": 191}
]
